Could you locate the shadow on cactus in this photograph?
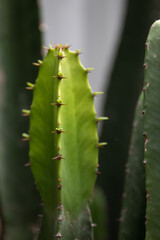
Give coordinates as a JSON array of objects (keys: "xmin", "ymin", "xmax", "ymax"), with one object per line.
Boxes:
[{"xmin": 22, "ymin": 44, "xmax": 108, "ymax": 239}]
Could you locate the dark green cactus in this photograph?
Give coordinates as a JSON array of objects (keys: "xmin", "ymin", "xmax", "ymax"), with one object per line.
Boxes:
[
  {"xmin": 0, "ymin": 0, "xmax": 41, "ymax": 239},
  {"xmin": 119, "ymin": 94, "xmax": 146, "ymax": 240},
  {"xmin": 90, "ymin": 187, "xmax": 108, "ymax": 240},
  {"xmin": 25, "ymin": 45, "xmax": 107, "ymax": 239},
  {"xmin": 98, "ymin": 1, "xmax": 160, "ymax": 239},
  {"xmin": 143, "ymin": 20, "xmax": 160, "ymax": 240}
]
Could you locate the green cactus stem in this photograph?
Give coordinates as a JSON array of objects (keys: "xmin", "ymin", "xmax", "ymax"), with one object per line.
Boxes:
[
  {"xmin": 90, "ymin": 187, "xmax": 108, "ymax": 240},
  {"xmin": 29, "ymin": 44, "xmax": 105, "ymax": 239},
  {"xmin": 119, "ymin": 94, "xmax": 145, "ymax": 240},
  {"xmin": 0, "ymin": 0, "xmax": 41, "ymax": 239},
  {"xmin": 98, "ymin": 1, "xmax": 160, "ymax": 239},
  {"xmin": 143, "ymin": 20, "xmax": 160, "ymax": 240}
]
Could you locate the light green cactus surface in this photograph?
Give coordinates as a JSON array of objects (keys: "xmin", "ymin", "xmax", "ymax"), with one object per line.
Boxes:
[
  {"xmin": 143, "ymin": 20, "xmax": 160, "ymax": 240},
  {"xmin": 26, "ymin": 44, "xmax": 105, "ymax": 239}
]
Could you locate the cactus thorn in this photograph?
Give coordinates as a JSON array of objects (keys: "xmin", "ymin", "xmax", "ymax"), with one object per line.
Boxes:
[
  {"xmin": 51, "ymin": 99, "xmax": 66, "ymax": 107},
  {"xmin": 145, "ymin": 216, "xmax": 148, "ymax": 225},
  {"xmin": 49, "ymin": 44, "xmax": 53, "ymax": 49},
  {"xmin": 57, "ymin": 216, "xmax": 62, "ymax": 221},
  {"xmin": 38, "ymin": 214, "xmax": 43, "ymax": 218},
  {"xmin": 97, "ymin": 142, "xmax": 108, "ymax": 148},
  {"xmin": 22, "ymin": 109, "xmax": 30, "ymax": 116},
  {"xmin": 57, "ymin": 204, "xmax": 62, "ymax": 210},
  {"xmin": 54, "ymin": 233, "xmax": 62, "ymax": 238},
  {"xmin": 96, "ymin": 116, "xmax": 109, "ymax": 122},
  {"xmin": 143, "ymin": 63, "xmax": 148, "ymax": 69},
  {"xmin": 32, "ymin": 62, "xmax": 41, "ymax": 67},
  {"xmin": 86, "ymin": 68, "xmax": 94, "ymax": 73},
  {"xmin": 24, "ymin": 162, "xmax": 31, "ymax": 167},
  {"xmin": 57, "ymin": 184, "xmax": 62, "ymax": 190},
  {"xmin": 52, "ymin": 154, "xmax": 64, "ymax": 160},
  {"xmin": 92, "ymin": 92, "xmax": 104, "ymax": 97},
  {"xmin": 25, "ymin": 82, "xmax": 35, "ymax": 90},
  {"xmin": 146, "ymin": 189, "xmax": 149, "ymax": 203},
  {"xmin": 51, "ymin": 128, "xmax": 66, "ymax": 134},
  {"xmin": 75, "ymin": 49, "xmax": 82, "ymax": 55},
  {"xmin": 56, "ymin": 52, "xmax": 66, "ymax": 60},
  {"xmin": 42, "ymin": 45, "xmax": 49, "ymax": 50},
  {"xmin": 143, "ymin": 159, "xmax": 147, "ymax": 165},
  {"xmin": 97, "ymin": 164, "xmax": 100, "ymax": 167},
  {"xmin": 142, "ymin": 110, "xmax": 145, "ymax": 115},
  {"xmin": 91, "ymin": 223, "xmax": 97, "ymax": 228},
  {"xmin": 58, "ymin": 178, "xmax": 61, "ymax": 182},
  {"xmin": 52, "ymin": 75, "xmax": 67, "ymax": 80},
  {"xmin": 96, "ymin": 170, "xmax": 101, "ymax": 175},
  {"xmin": 62, "ymin": 44, "xmax": 71, "ymax": 49},
  {"xmin": 22, "ymin": 133, "xmax": 30, "ymax": 141}
]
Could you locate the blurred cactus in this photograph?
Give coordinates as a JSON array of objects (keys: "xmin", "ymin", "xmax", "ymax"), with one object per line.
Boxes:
[
  {"xmin": 119, "ymin": 94, "xmax": 145, "ymax": 240},
  {"xmin": 143, "ymin": 20, "xmax": 160, "ymax": 240},
  {"xmin": 98, "ymin": 0, "xmax": 160, "ymax": 239},
  {"xmin": 0, "ymin": 0, "xmax": 41, "ymax": 239}
]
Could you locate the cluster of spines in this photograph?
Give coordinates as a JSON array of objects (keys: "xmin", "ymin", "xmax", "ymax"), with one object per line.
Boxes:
[{"xmin": 22, "ymin": 43, "xmax": 108, "ymax": 238}]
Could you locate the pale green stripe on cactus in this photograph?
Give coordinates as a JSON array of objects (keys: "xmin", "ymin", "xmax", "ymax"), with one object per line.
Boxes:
[
  {"xmin": 143, "ymin": 20, "xmax": 160, "ymax": 240},
  {"xmin": 29, "ymin": 45, "xmax": 100, "ymax": 239}
]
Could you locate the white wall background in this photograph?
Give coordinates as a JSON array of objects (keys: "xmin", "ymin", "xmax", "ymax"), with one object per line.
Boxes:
[{"xmin": 39, "ymin": 0, "xmax": 127, "ymax": 116}]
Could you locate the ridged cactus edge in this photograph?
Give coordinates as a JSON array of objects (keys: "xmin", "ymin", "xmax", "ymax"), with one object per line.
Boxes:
[
  {"xmin": 143, "ymin": 20, "xmax": 160, "ymax": 240},
  {"xmin": 23, "ymin": 44, "xmax": 107, "ymax": 239}
]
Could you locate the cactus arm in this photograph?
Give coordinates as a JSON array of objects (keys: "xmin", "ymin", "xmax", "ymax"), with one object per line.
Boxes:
[
  {"xmin": 119, "ymin": 94, "xmax": 146, "ymax": 240},
  {"xmin": 143, "ymin": 20, "xmax": 160, "ymax": 240}
]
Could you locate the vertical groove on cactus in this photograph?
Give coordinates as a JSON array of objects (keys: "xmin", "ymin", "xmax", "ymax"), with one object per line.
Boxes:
[
  {"xmin": 143, "ymin": 20, "xmax": 160, "ymax": 240},
  {"xmin": 29, "ymin": 45, "xmax": 103, "ymax": 239}
]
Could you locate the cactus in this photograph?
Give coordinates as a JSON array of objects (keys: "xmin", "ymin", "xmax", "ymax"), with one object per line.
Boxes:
[
  {"xmin": 0, "ymin": 0, "xmax": 41, "ymax": 239},
  {"xmin": 90, "ymin": 187, "xmax": 108, "ymax": 240},
  {"xmin": 25, "ymin": 44, "xmax": 107, "ymax": 239},
  {"xmin": 119, "ymin": 94, "xmax": 146, "ymax": 240},
  {"xmin": 143, "ymin": 20, "xmax": 160, "ymax": 240},
  {"xmin": 98, "ymin": 0, "xmax": 160, "ymax": 239}
]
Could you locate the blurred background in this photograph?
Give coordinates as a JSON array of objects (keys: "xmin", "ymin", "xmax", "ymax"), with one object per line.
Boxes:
[
  {"xmin": 0, "ymin": 0, "xmax": 160, "ymax": 240},
  {"xmin": 39, "ymin": 0, "xmax": 126, "ymax": 116}
]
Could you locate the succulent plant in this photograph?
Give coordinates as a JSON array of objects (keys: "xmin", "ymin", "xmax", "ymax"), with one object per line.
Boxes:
[{"xmin": 23, "ymin": 44, "xmax": 107, "ymax": 239}]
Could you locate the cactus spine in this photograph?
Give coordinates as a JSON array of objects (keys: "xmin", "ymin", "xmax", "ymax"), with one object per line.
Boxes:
[{"xmin": 28, "ymin": 44, "xmax": 106, "ymax": 239}]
